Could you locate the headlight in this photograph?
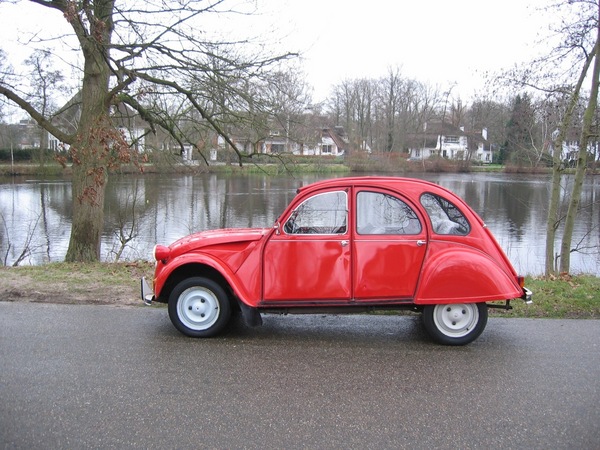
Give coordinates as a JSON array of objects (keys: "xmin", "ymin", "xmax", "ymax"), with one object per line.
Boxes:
[{"xmin": 154, "ymin": 244, "xmax": 171, "ymax": 263}]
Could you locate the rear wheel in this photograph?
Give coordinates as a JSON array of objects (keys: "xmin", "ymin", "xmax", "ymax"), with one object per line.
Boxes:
[
  {"xmin": 422, "ymin": 303, "xmax": 487, "ymax": 345},
  {"xmin": 168, "ymin": 277, "xmax": 231, "ymax": 337}
]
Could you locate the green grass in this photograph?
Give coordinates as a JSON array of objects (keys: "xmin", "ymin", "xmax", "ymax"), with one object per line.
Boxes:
[
  {"xmin": 502, "ymin": 275, "xmax": 600, "ymax": 319},
  {"xmin": 4, "ymin": 261, "xmax": 152, "ymax": 285},
  {"xmin": 1, "ymin": 263, "xmax": 599, "ymax": 318}
]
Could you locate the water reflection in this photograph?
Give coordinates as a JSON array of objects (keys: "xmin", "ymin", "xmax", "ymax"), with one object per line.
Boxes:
[{"xmin": 1, "ymin": 172, "xmax": 599, "ymax": 276}]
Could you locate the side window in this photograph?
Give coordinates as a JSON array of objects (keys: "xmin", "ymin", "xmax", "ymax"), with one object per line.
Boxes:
[
  {"xmin": 356, "ymin": 191, "xmax": 422, "ymax": 235},
  {"xmin": 284, "ymin": 191, "xmax": 347, "ymax": 235},
  {"xmin": 420, "ymin": 193, "xmax": 470, "ymax": 235}
]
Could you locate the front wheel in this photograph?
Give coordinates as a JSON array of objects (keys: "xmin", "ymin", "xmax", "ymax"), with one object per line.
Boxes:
[
  {"xmin": 422, "ymin": 303, "xmax": 487, "ymax": 345},
  {"xmin": 168, "ymin": 277, "xmax": 231, "ymax": 338}
]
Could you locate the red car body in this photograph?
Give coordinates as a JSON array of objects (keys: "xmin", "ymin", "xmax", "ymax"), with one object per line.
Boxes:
[{"xmin": 142, "ymin": 176, "xmax": 531, "ymax": 345}]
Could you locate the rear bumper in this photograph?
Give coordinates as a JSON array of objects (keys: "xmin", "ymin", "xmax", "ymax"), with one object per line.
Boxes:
[
  {"xmin": 522, "ymin": 287, "xmax": 533, "ymax": 304},
  {"xmin": 141, "ymin": 277, "xmax": 154, "ymax": 305}
]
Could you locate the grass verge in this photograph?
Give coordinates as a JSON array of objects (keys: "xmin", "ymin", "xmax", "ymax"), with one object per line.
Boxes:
[
  {"xmin": 0, "ymin": 261, "xmax": 155, "ymax": 306},
  {"xmin": 497, "ymin": 275, "xmax": 600, "ymax": 319},
  {"xmin": 0, "ymin": 263, "xmax": 598, "ymax": 318}
]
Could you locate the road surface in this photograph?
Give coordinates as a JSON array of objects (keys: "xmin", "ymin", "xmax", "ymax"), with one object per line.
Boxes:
[{"xmin": 1, "ymin": 302, "xmax": 599, "ymax": 449}]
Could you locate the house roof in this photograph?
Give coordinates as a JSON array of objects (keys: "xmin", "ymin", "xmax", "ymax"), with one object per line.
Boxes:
[
  {"xmin": 321, "ymin": 127, "xmax": 348, "ymax": 151},
  {"xmin": 424, "ymin": 121, "xmax": 466, "ymax": 136},
  {"xmin": 465, "ymin": 130, "xmax": 490, "ymax": 150},
  {"xmin": 405, "ymin": 121, "xmax": 464, "ymax": 148}
]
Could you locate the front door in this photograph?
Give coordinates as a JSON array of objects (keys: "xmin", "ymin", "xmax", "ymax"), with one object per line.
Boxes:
[{"xmin": 262, "ymin": 190, "xmax": 351, "ymax": 303}]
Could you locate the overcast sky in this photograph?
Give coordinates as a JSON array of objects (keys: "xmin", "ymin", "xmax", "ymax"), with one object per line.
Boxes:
[
  {"xmin": 266, "ymin": 0, "xmax": 554, "ymax": 101},
  {"xmin": 1, "ymin": 0, "xmax": 555, "ymax": 105}
]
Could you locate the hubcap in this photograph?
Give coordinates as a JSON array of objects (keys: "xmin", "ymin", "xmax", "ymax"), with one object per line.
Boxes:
[
  {"xmin": 432, "ymin": 303, "xmax": 479, "ymax": 338},
  {"xmin": 177, "ymin": 286, "xmax": 220, "ymax": 331}
]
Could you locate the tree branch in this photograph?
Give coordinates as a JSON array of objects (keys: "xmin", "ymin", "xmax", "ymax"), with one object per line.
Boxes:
[
  {"xmin": 134, "ymin": 72, "xmax": 245, "ymax": 165},
  {"xmin": 0, "ymin": 85, "xmax": 74, "ymax": 144}
]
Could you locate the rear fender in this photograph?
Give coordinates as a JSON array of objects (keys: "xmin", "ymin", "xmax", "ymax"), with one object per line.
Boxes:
[{"xmin": 415, "ymin": 246, "xmax": 522, "ymax": 304}]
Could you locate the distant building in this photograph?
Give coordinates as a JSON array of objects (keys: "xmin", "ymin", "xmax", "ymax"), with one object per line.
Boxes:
[
  {"xmin": 45, "ymin": 96, "xmax": 354, "ymax": 161},
  {"xmin": 0, "ymin": 119, "xmax": 43, "ymax": 150},
  {"xmin": 225, "ymin": 126, "xmax": 350, "ymax": 157},
  {"xmin": 298, "ymin": 127, "xmax": 349, "ymax": 156},
  {"xmin": 546, "ymin": 127, "xmax": 600, "ymax": 166},
  {"xmin": 407, "ymin": 122, "xmax": 492, "ymax": 163},
  {"xmin": 48, "ymin": 93, "xmax": 149, "ymax": 152}
]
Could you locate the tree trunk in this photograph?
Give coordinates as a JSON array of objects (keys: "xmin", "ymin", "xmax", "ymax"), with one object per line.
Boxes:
[
  {"xmin": 66, "ymin": 163, "xmax": 107, "ymax": 262},
  {"xmin": 545, "ymin": 43, "xmax": 596, "ymax": 276},
  {"xmin": 545, "ymin": 141, "xmax": 563, "ymax": 276},
  {"xmin": 65, "ymin": 1, "xmax": 115, "ymax": 262},
  {"xmin": 64, "ymin": 114, "xmax": 112, "ymax": 263},
  {"xmin": 558, "ymin": 8, "xmax": 600, "ymax": 274}
]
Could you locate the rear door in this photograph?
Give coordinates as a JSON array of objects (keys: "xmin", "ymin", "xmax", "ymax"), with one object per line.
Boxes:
[{"xmin": 352, "ymin": 188, "xmax": 427, "ymax": 302}]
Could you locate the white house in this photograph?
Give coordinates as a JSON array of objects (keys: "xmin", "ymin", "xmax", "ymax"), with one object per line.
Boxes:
[
  {"xmin": 298, "ymin": 127, "xmax": 348, "ymax": 156},
  {"xmin": 225, "ymin": 126, "xmax": 349, "ymax": 158},
  {"xmin": 548, "ymin": 128, "xmax": 600, "ymax": 166},
  {"xmin": 408, "ymin": 122, "xmax": 492, "ymax": 163}
]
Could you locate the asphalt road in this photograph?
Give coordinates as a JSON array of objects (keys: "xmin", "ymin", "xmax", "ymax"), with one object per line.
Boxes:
[{"xmin": 1, "ymin": 302, "xmax": 599, "ymax": 450}]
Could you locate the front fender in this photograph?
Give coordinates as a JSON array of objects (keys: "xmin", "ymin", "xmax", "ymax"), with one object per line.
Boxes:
[
  {"xmin": 154, "ymin": 253, "xmax": 255, "ymax": 305},
  {"xmin": 415, "ymin": 245, "xmax": 522, "ymax": 304}
]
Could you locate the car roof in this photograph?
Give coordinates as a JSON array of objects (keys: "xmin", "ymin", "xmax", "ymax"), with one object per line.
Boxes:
[{"xmin": 297, "ymin": 176, "xmax": 449, "ymax": 196}]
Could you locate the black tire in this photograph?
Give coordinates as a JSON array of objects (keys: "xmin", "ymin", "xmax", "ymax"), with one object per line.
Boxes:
[
  {"xmin": 168, "ymin": 277, "xmax": 231, "ymax": 338},
  {"xmin": 422, "ymin": 303, "xmax": 488, "ymax": 345}
]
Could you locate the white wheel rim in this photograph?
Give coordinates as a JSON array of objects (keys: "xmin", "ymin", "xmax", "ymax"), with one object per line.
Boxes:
[
  {"xmin": 432, "ymin": 303, "xmax": 479, "ymax": 338},
  {"xmin": 177, "ymin": 286, "xmax": 220, "ymax": 331}
]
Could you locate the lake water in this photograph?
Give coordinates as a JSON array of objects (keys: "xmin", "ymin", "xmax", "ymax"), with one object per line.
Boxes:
[{"xmin": 1, "ymin": 172, "xmax": 599, "ymax": 276}]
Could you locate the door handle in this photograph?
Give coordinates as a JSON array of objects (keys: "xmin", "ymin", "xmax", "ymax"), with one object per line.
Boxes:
[
  {"xmin": 340, "ymin": 240, "xmax": 349, "ymax": 247},
  {"xmin": 416, "ymin": 240, "xmax": 427, "ymax": 247}
]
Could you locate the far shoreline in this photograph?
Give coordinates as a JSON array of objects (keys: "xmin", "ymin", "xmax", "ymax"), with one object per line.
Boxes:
[{"xmin": 0, "ymin": 159, "xmax": 590, "ymax": 178}]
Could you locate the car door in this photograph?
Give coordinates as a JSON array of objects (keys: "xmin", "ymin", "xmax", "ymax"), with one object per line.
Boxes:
[
  {"xmin": 352, "ymin": 188, "xmax": 427, "ymax": 302},
  {"xmin": 262, "ymin": 189, "xmax": 351, "ymax": 303}
]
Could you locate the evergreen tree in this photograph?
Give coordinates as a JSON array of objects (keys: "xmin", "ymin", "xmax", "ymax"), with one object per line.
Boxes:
[{"xmin": 505, "ymin": 93, "xmax": 536, "ymax": 164}]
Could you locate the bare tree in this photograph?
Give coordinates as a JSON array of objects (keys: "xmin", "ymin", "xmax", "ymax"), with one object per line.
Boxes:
[
  {"xmin": 497, "ymin": 0, "xmax": 599, "ymax": 275},
  {"xmin": 251, "ymin": 67, "xmax": 314, "ymax": 153},
  {"xmin": 0, "ymin": 49, "xmax": 13, "ymax": 123},
  {"xmin": 0, "ymin": 212, "xmax": 42, "ymax": 266},
  {"xmin": 108, "ymin": 179, "xmax": 143, "ymax": 262},
  {"xmin": 352, "ymin": 79, "xmax": 376, "ymax": 151},
  {"xmin": 0, "ymin": 0, "xmax": 296, "ymax": 262},
  {"xmin": 380, "ymin": 67, "xmax": 402, "ymax": 152},
  {"xmin": 559, "ymin": 9, "xmax": 600, "ymax": 273},
  {"xmin": 328, "ymin": 80, "xmax": 358, "ymax": 142},
  {"xmin": 546, "ymin": 67, "xmax": 593, "ymax": 275},
  {"xmin": 24, "ymin": 49, "xmax": 66, "ymax": 162},
  {"xmin": 466, "ymin": 96, "xmax": 511, "ymax": 150},
  {"xmin": 327, "ymin": 72, "xmax": 446, "ymax": 156}
]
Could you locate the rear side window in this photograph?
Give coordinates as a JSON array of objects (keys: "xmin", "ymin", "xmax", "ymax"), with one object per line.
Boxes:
[
  {"xmin": 420, "ymin": 193, "xmax": 470, "ymax": 235},
  {"xmin": 356, "ymin": 191, "xmax": 422, "ymax": 235}
]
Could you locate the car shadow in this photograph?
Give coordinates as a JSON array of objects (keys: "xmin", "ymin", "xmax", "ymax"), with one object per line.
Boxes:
[{"xmin": 223, "ymin": 312, "xmax": 430, "ymax": 346}]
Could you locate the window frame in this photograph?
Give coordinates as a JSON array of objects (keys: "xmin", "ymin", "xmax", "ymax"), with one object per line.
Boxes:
[
  {"xmin": 420, "ymin": 192, "xmax": 471, "ymax": 236},
  {"xmin": 355, "ymin": 190, "xmax": 422, "ymax": 236},
  {"xmin": 283, "ymin": 190, "xmax": 348, "ymax": 235}
]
